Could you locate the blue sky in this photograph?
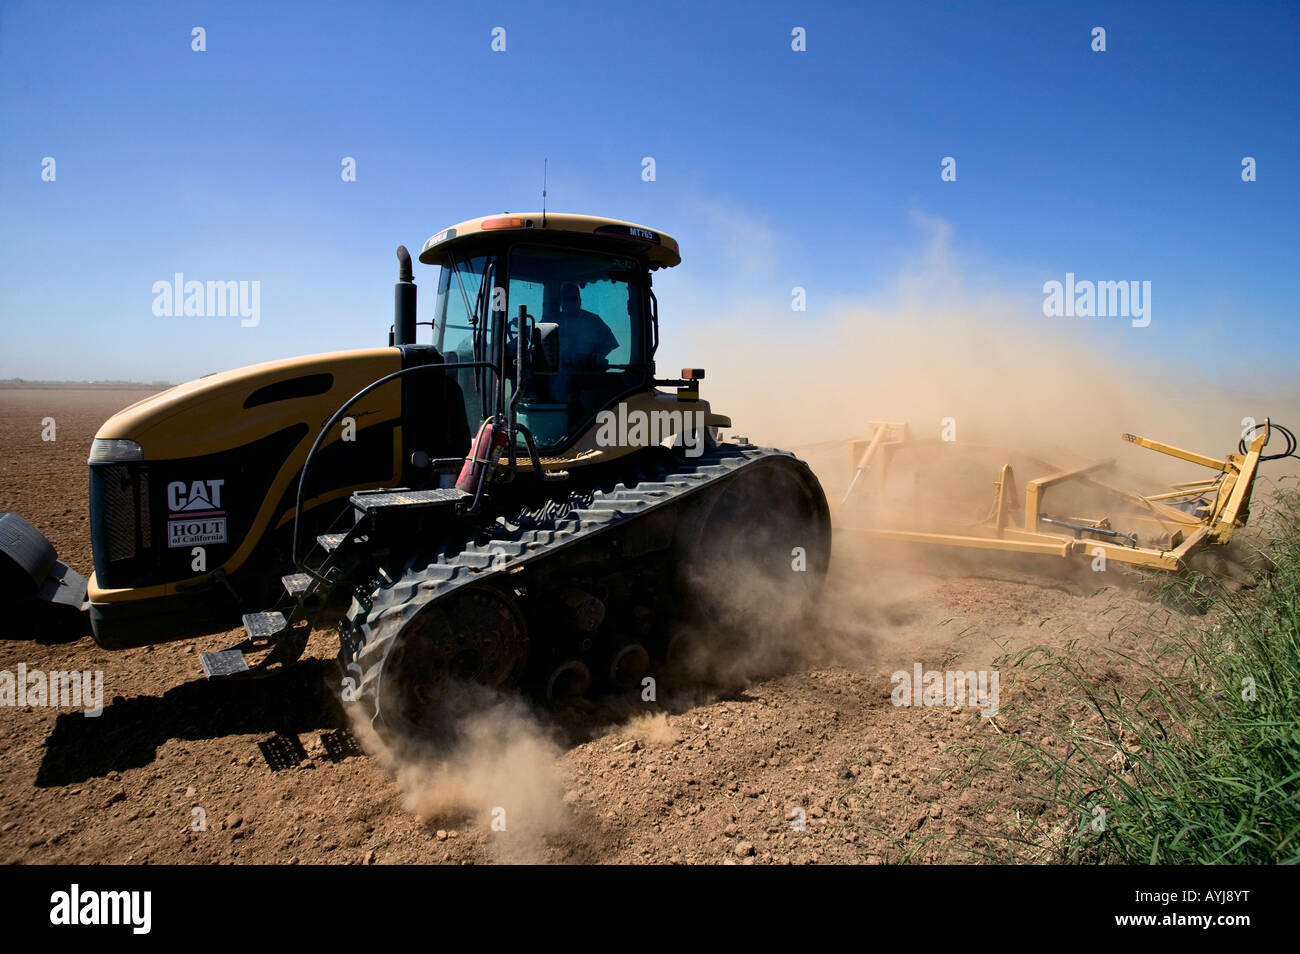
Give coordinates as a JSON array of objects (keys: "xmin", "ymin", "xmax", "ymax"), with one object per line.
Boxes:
[{"xmin": 1, "ymin": 0, "xmax": 1297, "ymax": 384}]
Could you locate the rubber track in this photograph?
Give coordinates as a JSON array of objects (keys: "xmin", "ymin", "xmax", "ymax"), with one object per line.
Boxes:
[{"xmin": 341, "ymin": 443, "xmax": 810, "ymax": 735}]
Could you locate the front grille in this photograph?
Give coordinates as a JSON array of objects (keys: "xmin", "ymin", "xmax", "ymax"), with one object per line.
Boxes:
[
  {"xmin": 89, "ymin": 463, "xmax": 153, "ymax": 587},
  {"xmin": 99, "ymin": 465, "xmax": 138, "ymax": 562}
]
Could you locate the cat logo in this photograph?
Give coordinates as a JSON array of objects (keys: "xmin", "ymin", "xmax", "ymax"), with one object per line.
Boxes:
[
  {"xmin": 166, "ymin": 479, "xmax": 227, "ymax": 547},
  {"xmin": 167, "ymin": 479, "xmax": 224, "ymax": 512}
]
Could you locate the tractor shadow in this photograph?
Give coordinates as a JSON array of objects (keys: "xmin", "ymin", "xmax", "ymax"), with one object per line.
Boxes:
[
  {"xmin": 3, "ymin": 602, "xmax": 92, "ymax": 645},
  {"xmin": 32, "ymin": 653, "xmax": 733, "ymax": 789},
  {"xmin": 34, "ymin": 659, "xmax": 347, "ymax": 786}
]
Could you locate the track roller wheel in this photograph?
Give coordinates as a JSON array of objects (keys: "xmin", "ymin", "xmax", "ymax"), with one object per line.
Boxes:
[{"xmin": 352, "ymin": 583, "xmax": 529, "ymax": 742}]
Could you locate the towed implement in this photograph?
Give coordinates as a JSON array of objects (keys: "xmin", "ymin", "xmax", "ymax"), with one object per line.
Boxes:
[
  {"xmin": 1, "ymin": 213, "xmax": 831, "ymax": 743},
  {"xmin": 835, "ymin": 419, "xmax": 1296, "ymax": 571}
]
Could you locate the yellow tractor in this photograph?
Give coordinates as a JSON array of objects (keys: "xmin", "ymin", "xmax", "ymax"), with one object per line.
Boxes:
[{"xmin": 2, "ymin": 213, "xmax": 831, "ymax": 742}]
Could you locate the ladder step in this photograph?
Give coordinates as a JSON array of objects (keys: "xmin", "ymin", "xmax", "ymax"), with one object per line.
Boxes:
[
  {"xmin": 350, "ymin": 487, "xmax": 468, "ymax": 514},
  {"xmin": 317, "ymin": 533, "xmax": 346, "ymax": 553},
  {"xmin": 242, "ymin": 610, "xmax": 287, "ymax": 640},
  {"xmin": 200, "ymin": 649, "xmax": 248, "ymax": 678},
  {"xmin": 282, "ymin": 572, "xmax": 313, "ymax": 597}
]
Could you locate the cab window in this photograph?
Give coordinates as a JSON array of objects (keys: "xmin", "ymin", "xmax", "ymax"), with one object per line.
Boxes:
[{"xmin": 507, "ymin": 245, "xmax": 647, "ymax": 448}]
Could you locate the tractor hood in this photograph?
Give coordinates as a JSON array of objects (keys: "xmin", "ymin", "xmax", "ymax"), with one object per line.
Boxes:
[
  {"xmin": 85, "ymin": 347, "xmax": 409, "ymax": 606},
  {"xmin": 93, "ymin": 349, "xmax": 402, "ymax": 460}
]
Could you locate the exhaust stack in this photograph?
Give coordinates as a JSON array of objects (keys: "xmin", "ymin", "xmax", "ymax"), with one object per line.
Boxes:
[{"xmin": 393, "ymin": 245, "xmax": 417, "ymax": 346}]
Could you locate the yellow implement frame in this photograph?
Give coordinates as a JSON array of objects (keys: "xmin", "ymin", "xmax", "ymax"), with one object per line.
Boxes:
[{"xmin": 837, "ymin": 421, "xmax": 1271, "ymax": 571}]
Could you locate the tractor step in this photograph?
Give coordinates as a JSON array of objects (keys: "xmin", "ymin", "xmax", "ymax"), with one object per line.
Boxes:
[
  {"xmin": 316, "ymin": 533, "xmax": 347, "ymax": 553},
  {"xmin": 200, "ymin": 649, "xmax": 249, "ymax": 678},
  {"xmin": 242, "ymin": 610, "xmax": 287, "ymax": 640},
  {"xmin": 281, "ymin": 572, "xmax": 313, "ymax": 597},
  {"xmin": 350, "ymin": 487, "xmax": 467, "ymax": 516}
]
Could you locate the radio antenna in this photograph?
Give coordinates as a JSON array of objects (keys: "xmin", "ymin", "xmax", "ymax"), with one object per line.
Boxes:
[{"xmin": 542, "ymin": 158, "xmax": 548, "ymax": 226}]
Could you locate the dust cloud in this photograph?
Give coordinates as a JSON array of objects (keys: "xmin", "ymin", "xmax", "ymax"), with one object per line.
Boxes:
[
  {"xmin": 619, "ymin": 711, "xmax": 679, "ymax": 748},
  {"xmin": 655, "ymin": 219, "xmax": 1299, "ymax": 685},
  {"xmin": 348, "ymin": 685, "xmax": 567, "ymax": 864},
  {"xmin": 678, "ymin": 220, "xmax": 1298, "ymax": 494}
]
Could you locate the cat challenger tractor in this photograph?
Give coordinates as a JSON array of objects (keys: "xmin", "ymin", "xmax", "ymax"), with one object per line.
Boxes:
[{"xmin": 1, "ymin": 213, "xmax": 831, "ymax": 741}]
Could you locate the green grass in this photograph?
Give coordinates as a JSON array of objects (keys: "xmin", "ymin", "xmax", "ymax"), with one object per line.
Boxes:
[{"xmin": 971, "ymin": 482, "xmax": 1300, "ymax": 864}]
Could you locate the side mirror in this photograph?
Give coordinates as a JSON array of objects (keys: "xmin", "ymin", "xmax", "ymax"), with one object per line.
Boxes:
[{"xmin": 531, "ymin": 321, "xmax": 561, "ymax": 375}]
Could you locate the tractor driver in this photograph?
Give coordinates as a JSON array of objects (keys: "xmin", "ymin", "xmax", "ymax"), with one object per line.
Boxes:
[{"xmin": 552, "ymin": 282, "xmax": 618, "ymax": 372}]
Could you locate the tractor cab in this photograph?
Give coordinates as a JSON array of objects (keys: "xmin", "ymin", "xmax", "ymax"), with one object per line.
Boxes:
[{"xmin": 418, "ymin": 213, "xmax": 681, "ymax": 452}]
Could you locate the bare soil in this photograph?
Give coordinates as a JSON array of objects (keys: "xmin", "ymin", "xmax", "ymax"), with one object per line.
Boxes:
[{"xmin": 0, "ymin": 389, "xmax": 1217, "ymax": 864}]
